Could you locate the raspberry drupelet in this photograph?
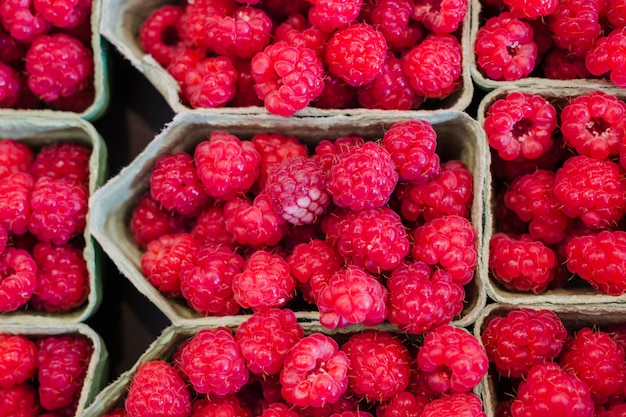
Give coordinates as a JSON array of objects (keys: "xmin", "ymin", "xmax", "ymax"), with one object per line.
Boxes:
[
  {"xmin": 183, "ymin": 56, "xmax": 238, "ymax": 109},
  {"xmin": 0, "ymin": 248, "xmax": 37, "ymax": 312},
  {"xmin": 0, "ymin": 334, "xmax": 37, "ymax": 388},
  {"xmin": 412, "ymin": 0, "xmax": 468, "ymax": 34}
]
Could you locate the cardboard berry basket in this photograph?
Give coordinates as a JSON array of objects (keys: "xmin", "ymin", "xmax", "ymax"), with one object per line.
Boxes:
[
  {"xmin": 478, "ymin": 86, "xmax": 626, "ymax": 306},
  {"xmin": 88, "ymin": 110, "xmax": 488, "ymax": 327},
  {"xmin": 99, "ymin": 0, "xmax": 473, "ymax": 115},
  {"xmin": 0, "ymin": 115, "xmax": 108, "ymax": 324}
]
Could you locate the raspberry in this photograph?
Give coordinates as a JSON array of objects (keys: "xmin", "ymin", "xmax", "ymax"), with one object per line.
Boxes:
[
  {"xmin": 230, "ymin": 57, "xmax": 263, "ymax": 107},
  {"xmin": 607, "ymin": 0, "xmax": 626, "ymax": 29},
  {"xmin": 191, "ymin": 396, "xmax": 250, "ymax": 417},
  {"xmin": 308, "ymin": 0, "xmax": 362, "ymax": 33},
  {"xmin": 504, "ymin": 169, "xmax": 571, "ymax": 245},
  {"xmin": 412, "ymin": 0, "xmax": 468, "ymax": 34},
  {"xmin": 553, "ymin": 155, "xmax": 626, "ymax": 229},
  {"xmin": 484, "ymin": 91, "xmax": 558, "ymax": 161},
  {"xmin": 178, "ymin": 0, "xmax": 236, "ymax": 51},
  {"xmin": 0, "ymin": 227, "xmax": 6, "ymax": 253},
  {"xmin": 312, "ymin": 75, "xmax": 358, "ymax": 109},
  {"xmin": 543, "ymin": 48, "xmax": 591, "ymax": 80},
  {"xmin": 403, "ymin": 33, "xmax": 463, "ymax": 99},
  {"xmin": 474, "ymin": 13, "xmax": 538, "ymax": 81},
  {"xmin": 130, "ymin": 193, "xmax": 189, "ymax": 249},
  {"xmin": 251, "ymin": 132, "xmax": 308, "ymax": 191},
  {"xmin": 0, "ymin": 26, "xmax": 26, "ymax": 63},
  {"xmin": 274, "ymin": 14, "xmax": 329, "ymax": 57},
  {"xmin": 0, "ymin": 62, "xmax": 21, "ymax": 108},
  {"xmin": 376, "ymin": 391, "xmax": 430, "ymax": 417},
  {"xmin": 138, "ymin": 5, "xmax": 184, "ymax": 67},
  {"xmin": 0, "ymin": 248, "xmax": 37, "ymax": 311},
  {"xmin": 261, "ymin": 403, "xmax": 299, "ymax": 417},
  {"xmin": 36, "ymin": 334, "xmax": 92, "ymax": 412},
  {"xmin": 341, "ymin": 330, "xmax": 411, "ymax": 401},
  {"xmin": 317, "ymin": 266, "xmax": 388, "ymax": 329},
  {"xmin": 325, "ymin": 23, "xmax": 387, "ymax": 87},
  {"xmin": 178, "ymin": 327, "xmax": 249, "ymax": 396},
  {"xmin": 312, "ymin": 135, "xmax": 364, "ymax": 172},
  {"xmin": 366, "ymin": 0, "xmax": 423, "ymax": 51},
  {"xmin": 287, "ymin": 239, "xmax": 342, "ymax": 293},
  {"xmin": 502, "ymin": 0, "xmax": 557, "ymax": 18},
  {"xmin": 0, "ymin": 139, "xmax": 32, "ymax": 179},
  {"xmin": 0, "ymin": 384, "xmax": 40, "ymax": 417},
  {"xmin": 125, "ymin": 360, "xmax": 191, "ymax": 417},
  {"xmin": 190, "ymin": 203, "xmax": 235, "ymax": 247},
  {"xmin": 560, "ymin": 91, "xmax": 626, "ymax": 160},
  {"xmin": 28, "ymin": 177, "xmax": 88, "ymax": 245},
  {"xmin": 33, "ymin": 0, "xmax": 90, "ymax": 29},
  {"xmin": 166, "ymin": 48, "xmax": 204, "ymax": 89},
  {"xmin": 586, "ymin": 29, "xmax": 626, "ymax": 87},
  {"xmin": 560, "ymin": 327, "xmax": 626, "ymax": 404},
  {"xmin": 25, "ymin": 34, "xmax": 93, "ymax": 103},
  {"xmin": 548, "ymin": 0, "xmax": 603, "ymax": 57},
  {"xmin": 381, "ymin": 120, "xmax": 440, "ymax": 184},
  {"xmin": 149, "ymin": 151, "xmax": 210, "ymax": 217},
  {"xmin": 481, "ymin": 308, "xmax": 568, "ymax": 378},
  {"xmin": 0, "ymin": 334, "xmax": 37, "ymax": 388},
  {"xmin": 511, "ymin": 362, "xmax": 594, "ymax": 417},
  {"xmin": 235, "ymin": 308, "xmax": 304, "ymax": 375},
  {"xmin": 566, "ymin": 230, "xmax": 626, "ymax": 296},
  {"xmin": 412, "ymin": 215, "xmax": 477, "ymax": 286},
  {"xmin": 183, "ymin": 56, "xmax": 238, "ymax": 108},
  {"xmin": 206, "ymin": 5, "xmax": 272, "ymax": 58},
  {"xmin": 0, "ymin": 0, "xmax": 49, "ymax": 42},
  {"xmin": 140, "ymin": 232, "xmax": 200, "ymax": 297},
  {"xmin": 232, "ymin": 250, "xmax": 296, "ymax": 311},
  {"xmin": 489, "ymin": 233, "xmax": 558, "ymax": 294},
  {"xmin": 251, "ymin": 42, "xmax": 325, "ymax": 117},
  {"xmin": 0, "ymin": 172, "xmax": 33, "ymax": 235},
  {"xmin": 327, "ymin": 141, "xmax": 398, "ymax": 211},
  {"xmin": 334, "ymin": 206, "xmax": 410, "ymax": 274},
  {"xmin": 180, "ymin": 244, "xmax": 243, "ymax": 316},
  {"xmin": 280, "ymin": 333, "xmax": 349, "ymax": 408},
  {"xmin": 31, "ymin": 142, "xmax": 90, "ymax": 185},
  {"xmin": 265, "ymin": 156, "xmax": 330, "ymax": 225},
  {"xmin": 195, "ymin": 131, "xmax": 260, "ymax": 200},
  {"xmin": 421, "ymin": 393, "xmax": 486, "ymax": 417},
  {"xmin": 29, "ymin": 242, "xmax": 89, "ymax": 312},
  {"xmin": 417, "ymin": 326, "xmax": 488, "ymax": 394},
  {"xmin": 224, "ymin": 194, "xmax": 288, "ymax": 248}
]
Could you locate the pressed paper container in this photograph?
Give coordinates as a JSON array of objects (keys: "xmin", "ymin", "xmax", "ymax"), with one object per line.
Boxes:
[
  {"xmin": 100, "ymin": 0, "xmax": 473, "ymax": 115},
  {"xmin": 0, "ymin": 115, "xmax": 108, "ymax": 324},
  {"xmin": 474, "ymin": 302, "xmax": 626, "ymax": 417},
  {"xmin": 89, "ymin": 110, "xmax": 488, "ymax": 327},
  {"xmin": 478, "ymin": 86, "xmax": 626, "ymax": 306}
]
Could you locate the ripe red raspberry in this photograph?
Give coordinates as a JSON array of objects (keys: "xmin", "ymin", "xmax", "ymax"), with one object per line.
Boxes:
[
  {"xmin": 341, "ymin": 330, "xmax": 411, "ymax": 402},
  {"xmin": 325, "ymin": 23, "xmax": 387, "ymax": 87},
  {"xmin": 412, "ymin": 215, "xmax": 477, "ymax": 286},
  {"xmin": 130, "ymin": 193, "xmax": 189, "ymax": 249},
  {"xmin": 206, "ymin": 6, "xmax": 271, "ymax": 58},
  {"xmin": 251, "ymin": 42, "xmax": 325, "ymax": 117},
  {"xmin": 502, "ymin": 0, "xmax": 557, "ymax": 18},
  {"xmin": 149, "ymin": 151, "xmax": 209, "ymax": 218},
  {"xmin": 548, "ymin": 0, "xmax": 603, "ymax": 57},
  {"xmin": 368, "ymin": 0, "xmax": 423, "ymax": 51},
  {"xmin": 607, "ymin": 0, "xmax": 626, "ymax": 28},
  {"xmin": 179, "ymin": 327, "xmax": 249, "ymax": 396},
  {"xmin": 0, "ymin": 172, "xmax": 33, "ymax": 235},
  {"xmin": 586, "ymin": 29, "xmax": 626, "ymax": 88},
  {"xmin": 312, "ymin": 75, "xmax": 358, "ymax": 109},
  {"xmin": 261, "ymin": 403, "xmax": 299, "ymax": 417},
  {"xmin": 0, "ymin": 383, "xmax": 40, "ymax": 417},
  {"xmin": 0, "ymin": 25, "xmax": 26, "ymax": 63},
  {"xmin": 294, "ymin": 394, "xmax": 357, "ymax": 417},
  {"xmin": 251, "ymin": 132, "xmax": 308, "ymax": 191},
  {"xmin": 0, "ymin": 139, "xmax": 32, "ymax": 179},
  {"xmin": 224, "ymin": 194, "xmax": 288, "ymax": 248},
  {"xmin": 504, "ymin": 169, "xmax": 571, "ymax": 245},
  {"xmin": 481, "ymin": 308, "xmax": 568, "ymax": 378},
  {"xmin": 140, "ymin": 232, "xmax": 200, "ymax": 297},
  {"xmin": 566, "ymin": 230, "xmax": 626, "ymax": 296},
  {"xmin": 195, "ymin": 131, "xmax": 260, "ymax": 199},
  {"xmin": 417, "ymin": 326, "xmax": 488, "ymax": 394},
  {"xmin": 511, "ymin": 362, "xmax": 594, "ymax": 417},
  {"xmin": 280, "ymin": 333, "xmax": 349, "ymax": 408},
  {"xmin": 178, "ymin": 0, "xmax": 236, "ymax": 50},
  {"xmin": 0, "ymin": 248, "xmax": 37, "ymax": 311},
  {"xmin": 412, "ymin": 0, "xmax": 468, "ymax": 33},
  {"xmin": 36, "ymin": 334, "xmax": 92, "ymax": 412},
  {"xmin": 31, "ymin": 142, "xmax": 90, "ymax": 185},
  {"xmin": 125, "ymin": 360, "xmax": 191, "ymax": 417},
  {"xmin": 180, "ymin": 244, "xmax": 243, "ymax": 316},
  {"xmin": 0, "ymin": 227, "xmax": 6, "ymax": 253},
  {"xmin": 543, "ymin": 48, "xmax": 591, "ymax": 80},
  {"xmin": 265, "ymin": 156, "xmax": 330, "ymax": 225},
  {"xmin": 489, "ymin": 233, "xmax": 558, "ymax": 294},
  {"xmin": 327, "ymin": 141, "xmax": 398, "ymax": 211},
  {"xmin": 421, "ymin": 393, "xmax": 486, "ymax": 417},
  {"xmin": 474, "ymin": 13, "xmax": 538, "ymax": 81},
  {"xmin": 560, "ymin": 91, "xmax": 626, "ymax": 160},
  {"xmin": 484, "ymin": 91, "xmax": 557, "ymax": 161},
  {"xmin": 0, "ymin": 334, "xmax": 37, "ymax": 388},
  {"xmin": 553, "ymin": 155, "xmax": 626, "ymax": 229},
  {"xmin": 274, "ymin": 14, "xmax": 329, "ymax": 57},
  {"xmin": 191, "ymin": 395, "xmax": 250, "ymax": 417},
  {"xmin": 25, "ymin": 34, "xmax": 93, "ymax": 103},
  {"xmin": 190, "ymin": 203, "xmax": 235, "ymax": 247},
  {"xmin": 0, "ymin": 0, "xmax": 49, "ymax": 42},
  {"xmin": 381, "ymin": 120, "xmax": 440, "ymax": 184},
  {"xmin": 138, "ymin": 5, "xmax": 184, "ymax": 67},
  {"xmin": 166, "ymin": 48, "xmax": 204, "ymax": 88},
  {"xmin": 287, "ymin": 239, "xmax": 342, "ymax": 289},
  {"xmin": 183, "ymin": 56, "xmax": 238, "ymax": 108},
  {"xmin": 402, "ymin": 34, "xmax": 462, "ymax": 99},
  {"xmin": 317, "ymin": 266, "xmax": 388, "ymax": 329},
  {"xmin": 376, "ymin": 391, "xmax": 430, "ymax": 417},
  {"xmin": 560, "ymin": 327, "xmax": 625, "ymax": 404},
  {"xmin": 308, "ymin": 0, "xmax": 362, "ymax": 33},
  {"xmin": 29, "ymin": 242, "xmax": 89, "ymax": 312},
  {"xmin": 33, "ymin": 0, "xmax": 90, "ymax": 29},
  {"xmin": 235, "ymin": 308, "xmax": 304, "ymax": 375},
  {"xmin": 232, "ymin": 250, "xmax": 296, "ymax": 311},
  {"xmin": 312, "ymin": 135, "xmax": 364, "ymax": 172},
  {"xmin": 0, "ymin": 63, "xmax": 21, "ymax": 108}
]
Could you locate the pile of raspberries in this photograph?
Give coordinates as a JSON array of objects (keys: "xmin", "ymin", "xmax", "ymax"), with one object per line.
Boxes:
[
  {"xmin": 0, "ymin": 0, "xmax": 95, "ymax": 111},
  {"xmin": 0, "ymin": 332, "xmax": 93, "ymax": 416},
  {"xmin": 138, "ymin": 0, "xmax": 468, "ymax": 116},
  {"xmin": 0, "ymin": 138, "xmax": 91, "ymax": 313},
  {"xmin": 129, "ymin": 119, "xmax": 478, "ymax": 332},
  {"xmin": 103, "ymin": 310, "xmax": 489, "ymax": 417},
  {"xmin": 474, "ymin": 0, "xmax": 626, "ymax": 85},
  {"xmin": 486, "ymin": 89, "xmax": 626, "ymax": 296},
  {"xmin": 482, "ymin": 307, "xmax": 626, "ymax": 417}
]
